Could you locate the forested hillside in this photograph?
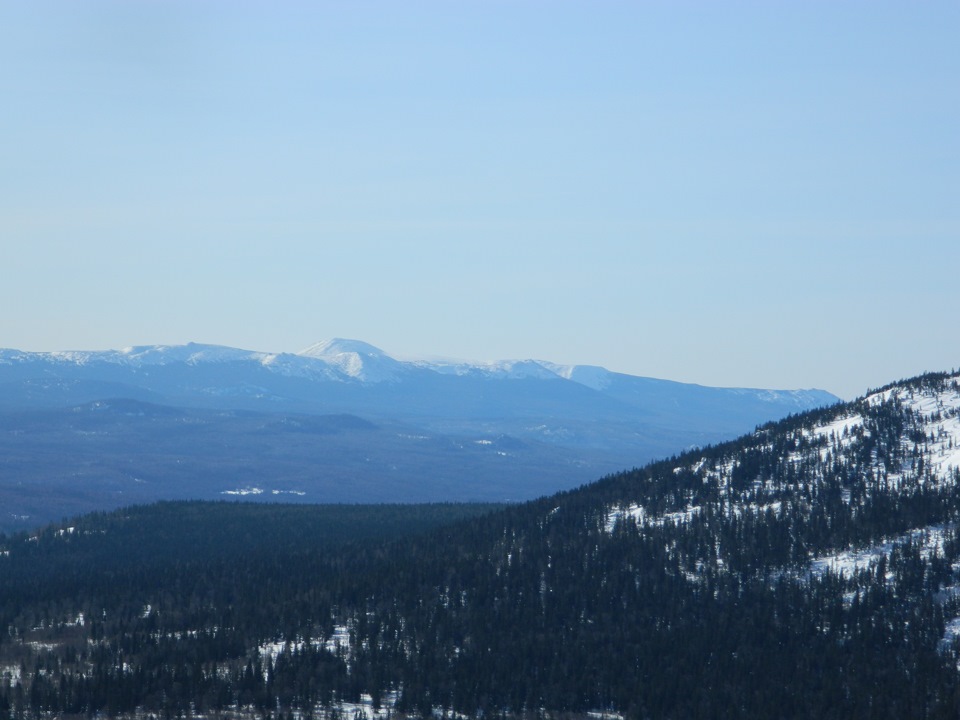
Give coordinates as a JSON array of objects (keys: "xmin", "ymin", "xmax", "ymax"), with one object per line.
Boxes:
[{"xmin": 3, "ymin": 371, "xmax": 960, "ymax": 719}]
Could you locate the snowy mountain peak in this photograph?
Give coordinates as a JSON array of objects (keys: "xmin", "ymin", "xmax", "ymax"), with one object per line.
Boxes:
[
  {"xmin": 297, "ymin": 338, "xmax": 390, "ymax": 360},
  {"xmin": 296, "ymin": 339, "xmax": 402, "ymax": 382}
]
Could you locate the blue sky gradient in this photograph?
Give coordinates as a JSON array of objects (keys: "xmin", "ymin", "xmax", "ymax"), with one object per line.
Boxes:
[{"xmin": 2, "ymin": 1, "xmax": 957, "ymax": 399}]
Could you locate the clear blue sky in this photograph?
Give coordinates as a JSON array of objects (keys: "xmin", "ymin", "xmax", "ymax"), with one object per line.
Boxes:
[{"xmin": 1, "ymin": 1, "xmax": 957, "ymax": 399}]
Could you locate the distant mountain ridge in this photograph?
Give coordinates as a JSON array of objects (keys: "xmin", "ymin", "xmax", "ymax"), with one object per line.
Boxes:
[
  {"xmin": 0, "ymin": 336, "xmax": 836, "ymax": 404},
  {"xmin": 0, "ymin": 338, "xmax": 838, "ymax": 454},
  {"xmin": 0, "ymin": 339, "xmax": 840, "ymax": 531}
]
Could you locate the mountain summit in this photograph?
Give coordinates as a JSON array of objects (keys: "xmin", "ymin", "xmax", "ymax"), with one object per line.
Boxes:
[
  {"xmin": 296, "ymin": 338, "xmax": 405, "ymax": 382},
  {"xmin": 298, "ymin": 338, "xmax": 390, "ymax": 359}
]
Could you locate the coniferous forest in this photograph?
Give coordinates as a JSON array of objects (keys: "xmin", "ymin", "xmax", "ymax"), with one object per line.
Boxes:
[{"xmin": 4, "ymin": 372, "xmax": 960, "ymax": 719}]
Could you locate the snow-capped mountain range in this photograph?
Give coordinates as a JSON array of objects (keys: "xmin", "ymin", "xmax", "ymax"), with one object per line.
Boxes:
[
  {"xmin": 0, "ymin": 337, "xmax": 835, "ymax": 404},
  {"xmin": 0, "ymin": 338, "xmax": 840, "ymax": 454},
  {"xmin": 4, "ymin": 337, "xmax": 590, "ymax": 382}
]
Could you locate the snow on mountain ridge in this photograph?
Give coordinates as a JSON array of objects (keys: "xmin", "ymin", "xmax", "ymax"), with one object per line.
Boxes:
[
  {"xmin": 407, "ymin": 357, "xmax": 562, "ymax": 380},
  {"xmin": 297, "ymin": 339, "xmax": 390, "ymax": 360},
  {"xmin": 118, "ymin": 343, "xmax": 270, "ymax": 366},
  {"xmin": 0, "ymin": 339, "xmax": 841, "ymax": 400},
  {"xmin": 321, "ymin": 344, "xmax": 577, "ymax": 382}
]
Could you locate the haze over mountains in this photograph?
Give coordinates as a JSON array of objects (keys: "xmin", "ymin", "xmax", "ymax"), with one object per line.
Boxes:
[{"xmin": 0, "ymin": 339, "xmax": 838, "ymax": 531}]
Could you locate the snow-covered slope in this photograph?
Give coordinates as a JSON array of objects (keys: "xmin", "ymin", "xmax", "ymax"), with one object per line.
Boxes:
[
  {"xmin": 606, "ymin": 374, "xmax": 960, "ymax": 533},
  {"xmin": 601, "ymin": 372, "xmax": 960, "ymax": 614},
  {"xmin": 587, "ymin": 371, "xmax": 960, "ymax": 666}
]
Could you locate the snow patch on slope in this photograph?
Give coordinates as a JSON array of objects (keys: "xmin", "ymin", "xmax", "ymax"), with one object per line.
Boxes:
[
  {"xmin": 808, "ymin": 524, "xmax": 951, "ymax": 579},
  {"xmin": 605, "ymin": 503, "xmax": 703, "ymax": 532}
]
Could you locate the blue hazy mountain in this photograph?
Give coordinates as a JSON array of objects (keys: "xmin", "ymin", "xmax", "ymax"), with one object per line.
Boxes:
[{"xmin": 0, "ymin": 340, "xmax": 839, "ymax": 530}]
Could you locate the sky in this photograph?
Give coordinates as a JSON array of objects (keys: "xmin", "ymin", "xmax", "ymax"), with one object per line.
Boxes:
[{"xmin": 1, "ymin": 1, "xmax": 957, "ymax": 400}]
